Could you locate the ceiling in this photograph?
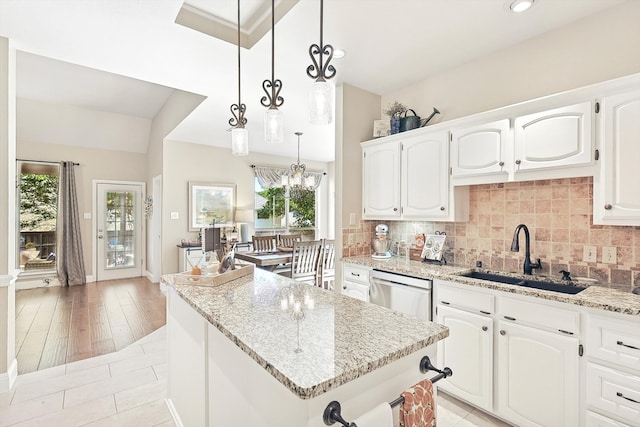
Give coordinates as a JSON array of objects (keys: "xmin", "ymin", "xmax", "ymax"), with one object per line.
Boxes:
[{"xmin": 0, "ymin": 0, "xmax": 628, "ymax": 162}]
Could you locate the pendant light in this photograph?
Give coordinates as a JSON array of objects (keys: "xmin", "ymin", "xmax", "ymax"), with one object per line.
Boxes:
[
  {"xmin": 281, "ymin": 132, "xmax": 316, "ymax": 189},
  {"xmin": 229, "ymin": 0, "xmax": 248, "ymax": 156},
  {"xmin": 306, "ymin": 0, "xmax": 335, "ymax": 125},
  {"xmin": 261, "ymin": 0, "xmax": 284, "ymax": 143}
]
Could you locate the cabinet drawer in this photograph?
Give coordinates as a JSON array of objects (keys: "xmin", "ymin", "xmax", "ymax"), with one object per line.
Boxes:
[
  {"xmin": 499, "ymin": 296, "xmax": 579, "ymax": 334},
  {"xmin": 587, "ymin": 314, "xmax": 640, "ymax": 371},
  {"xmin": 586, "ymin": 410, "xmax": 631, "ymax": 427},
  {"xmin": 343, "ymin": 264, "xmax": 371, "ymax": 285},
  {"xmin": 437, "ymin": 284, "xmax": 494, "ymax": 315},
  {"xmin": 587, "ymin": 363, "xmax": 640, "ymax": 426}
]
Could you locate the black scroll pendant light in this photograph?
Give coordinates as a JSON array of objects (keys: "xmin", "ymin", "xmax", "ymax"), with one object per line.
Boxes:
[
  {"xmin": 229, "ymin": 0, "xmax": 248, "ymax": 156},
  {"xmin": 306, "ymin": 0, "xmax": 336, "ymax": 125},
  {"xmin": 261, "ymin": 0, "xmax": 284, "ymax": 144}
]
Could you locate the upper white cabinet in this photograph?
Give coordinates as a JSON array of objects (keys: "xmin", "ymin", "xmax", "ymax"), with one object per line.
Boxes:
[
  {"xmin": 593, "ymin": 89, "xmax": 640, "ymax": 225},
  {"xmin": 362, "ymin": 130, "xmax": 468, "ymax": 221},
  {"xmin": 361, "ymin": 141, "xmax": 401, "ymax": 219},
  {"xmin": 450, "ymin": 119, "xmax": 511, "ymax": 184},
  {"xmin": 513, "ymin": 101, "xmax": 595, "ymax": 177}
]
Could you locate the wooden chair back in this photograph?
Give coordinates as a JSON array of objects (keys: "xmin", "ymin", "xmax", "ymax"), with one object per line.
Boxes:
[
  {"xmin": 318, "ymin": 239, "xmax": 336, "ymax": 290},
  {"xmin": 277, "ymin": 234, "xmax": 302, "ymax": 248},
  {"xmin": 290, "ymin": 239, "xmax": 323, "ymax": 285},
  {"xmin": 252, "ymin": 235, "xmax": 276, "ymax": 252}
]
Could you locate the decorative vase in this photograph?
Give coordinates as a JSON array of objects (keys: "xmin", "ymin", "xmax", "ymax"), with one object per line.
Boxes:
[{"xmin": 390, "ymin": 117, "xmax": 400, "ymax": 134}]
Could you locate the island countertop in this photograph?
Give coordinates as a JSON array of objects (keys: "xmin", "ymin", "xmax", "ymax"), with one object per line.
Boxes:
[{"xmin": 162, "ymin": 268, "xmax": 448, "ymax": 399}]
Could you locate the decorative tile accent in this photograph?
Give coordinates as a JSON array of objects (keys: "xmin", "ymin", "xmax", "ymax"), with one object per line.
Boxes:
[{"xmin": 346, "ymin": 177, "xmax": 640, "ymax": 290}]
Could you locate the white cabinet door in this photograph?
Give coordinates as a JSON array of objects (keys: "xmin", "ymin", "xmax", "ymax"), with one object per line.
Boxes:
[
  {"xmin": 402, "ymin": 131, "xmax": 450, "ymax": 219},
  {"xmin": 497, "ymin": 321, "xmax": 579, "ymax": 427},
  {"xmin": 451, "ymin": 119, "xmax": 511, "ymax": 182},
  {"xmin": 342, "ymin": 280, "xmax": 369, "ymax": 302},
  {"xmin": 362, "ymin": 141, "xmax": 401, "ymax": 219},
  {"xmin": 437, "ymin": 305, "xmax": 493, "ymax": 411},
  {"xmin": 514, "ymin": 101, "xmax": 594, "ymax": 175},
  {"xmin": 594, "ymin": 89, "xmax": 640, "ymax": 225}
]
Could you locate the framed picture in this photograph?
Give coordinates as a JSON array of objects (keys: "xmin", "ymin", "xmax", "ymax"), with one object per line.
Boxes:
[
  {"xmin": 421, "ymin": 233, "xmax": 447, "ymax": 261},
  {"xmin": 373, "ymin": 119, "xmax": 390, "ymax": 138},
  {"xmin": 188, "ymin": 182, "xmax": 235, "ymax": 231}
]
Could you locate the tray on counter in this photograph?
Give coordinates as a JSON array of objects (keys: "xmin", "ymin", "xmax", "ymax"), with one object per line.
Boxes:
[{"xmin": 164, "ymin": 263, "xmax": 254, "ymax": 287}]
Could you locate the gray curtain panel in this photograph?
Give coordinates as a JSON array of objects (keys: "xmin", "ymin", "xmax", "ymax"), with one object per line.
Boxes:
[{"xmin": 57, "ymin": 161, "xmax": 86, "ymax": 286}]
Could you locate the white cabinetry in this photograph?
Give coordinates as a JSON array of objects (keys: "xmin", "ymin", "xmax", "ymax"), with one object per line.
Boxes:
[
  {"xmin": 594, "ymin": 89, "xmax": 640, "ymax": 225},
  {"xmin": 434, "ymin": 279, "xmax": 580, "ymax": 427},
  {"xmin": 362, "ymin": 131, "xmax": 468, "ymax": 221},
  {"xmin": 450, "ymin": 119, "xmax": 511, "ymax": 184},
  {"xmin": 178, "ymin": 246, "xmax": 205, "ymax": 272},
  {"xmin": 342, "ymin": 263, "xmax": 371, "ymax": 302},
  {"xmin": 585, "ymin": 312, "xmax": 640, "ymax": 426},
  {"xmin": 513, "ymin": 101, "xmax": 594, "ymax": 176}
]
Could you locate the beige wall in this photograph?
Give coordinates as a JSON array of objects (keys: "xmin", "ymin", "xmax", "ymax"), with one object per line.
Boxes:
[
  {"xmin": 382, "ymin": 0, "xmax": 640, "ymax": 124},
  {"xmin": 17, "ymin": 141, "xmax": 148, "ymax": 277},
  {"xmin": 161, "ymin": 140, "xmax": 331, "ymax": 274}
]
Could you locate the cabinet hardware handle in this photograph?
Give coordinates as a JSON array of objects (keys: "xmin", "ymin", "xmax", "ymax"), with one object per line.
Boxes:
[
  {"xmin": 482, "ymin": 326, "xmax": 488, "ymax": 331},
  {"xmin": 343, "ymin": 286, "xmax": 347, "ymax": 290},
  {"xmin": 515, "ymin": 160, "xmax": 521, "ymax": 165},
  {"xmin": 351, "ymin": 273, "xmax": 360, "ymax": 277},
  {"xmin": 440, "ymin": 206, "xmax": 445, "ymax": 211},
  {"xmin": 500, "ymin": 330, "xmax": 506, "ymax": 336},
  {"xmin": 579, "ymin": 344, "xmax": 584, "ymax": 357},
  {"xmin": 499, "ymin": 161, "xmax": 504, "ymax": 167},
  {"xmin": 604, "ymin": 204, "xmax": 612, "ymax": 210},
  {"xmin": 595, "ymin": 149, "xmax": 600, "ymax": 161},
  {"xmin": 504, "ymin": 316, "xmax": 516, "ymax": 321},
  {"xmin": 558, "ymin": 329, "xmax": 574, "ymax": 335},
  {"xmin": 616, "ymin": 392, "xmax": 639, "ymax": 404},
  {"xmin": 617, "ymin": 340, "xmax": 639, "ymax": 350},
  {"xmin": 440, "ymin": 301, "xmax": 450, "ymax": 305},
  {"xmin": 480, "ymin": 310, "xmax": 491, "ymax": 315},
  {"xmin": 393, "ymin": 208, "xmax": 398, "ymax": 212}
]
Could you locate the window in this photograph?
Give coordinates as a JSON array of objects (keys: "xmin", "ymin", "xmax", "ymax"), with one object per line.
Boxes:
[
  {"xmin": 18, "ymin": 161, "xmax": 60, "ymax": 272},
  {"xmin": 254, "ymin": 179, "xmax": 316, "ymax": 238}
]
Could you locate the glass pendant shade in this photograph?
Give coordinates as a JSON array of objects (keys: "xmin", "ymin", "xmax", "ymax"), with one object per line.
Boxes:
[
  {"xmin": 264, "ymin": 108, "xmax": 284, "ymax": 143},
  {"xmin": 304, "ymin": 175, "xmax": 315, "ymax": 188},
  {"xmin": 231, "ymin": 127, "xmax": 249, "ymax": 156},
  {"xmin": 309, "ymin": 80, "xmax": 332, "ymax": 125}
]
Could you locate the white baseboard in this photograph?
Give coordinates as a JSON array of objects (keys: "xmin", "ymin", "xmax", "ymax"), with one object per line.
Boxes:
[
  {"xmin": 165, "ymin": 398, "xmax": 184, "ymax": 427},
  {"xmin": 15, "ymin": 274, "xmax": 60, "ymax": 290},
  {"xmin": 146, "ymin": 270, "xmax": 159, "ymax": 283},
  {"xmin": 0, "ymin": 359, "xmax": 18, "ymax": 393}
]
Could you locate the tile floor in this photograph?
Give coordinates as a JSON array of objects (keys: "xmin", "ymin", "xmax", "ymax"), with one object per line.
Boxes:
[{"xmin": 0, "ymin": 326, "xmax": 510, "ymax": 427}]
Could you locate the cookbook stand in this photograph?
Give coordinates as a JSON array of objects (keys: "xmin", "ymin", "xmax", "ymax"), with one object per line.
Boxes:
[{"xmin": 422, "ymin": 256, "xmax": 447, "ymax": 265}]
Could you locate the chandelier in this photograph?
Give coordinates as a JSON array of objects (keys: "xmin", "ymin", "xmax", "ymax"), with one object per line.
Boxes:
[
  {"xmin": 306, "ymin": 0, "xmax": 335, "ymax": 125},
  {"xmin": 261, "ymin": 0, "xmax": 284, "ymax": 143},
  {"xmin": 228, "ymin": 0, "xmax": 248, "ymax": 156},
  {"xmin": 282, "ymin": 132, "xmax": 315, "ymax": 189}
]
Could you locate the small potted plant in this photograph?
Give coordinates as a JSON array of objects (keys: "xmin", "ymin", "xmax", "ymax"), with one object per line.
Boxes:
[{"xmin": 383, "ymin": 101, "xmax": 407, "ymax": 134}]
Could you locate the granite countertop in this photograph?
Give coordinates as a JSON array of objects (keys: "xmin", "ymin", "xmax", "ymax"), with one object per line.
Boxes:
[
  {"xmin": 343, "ymin": 255, "xmax": 640, "ymax": 316},
  {"xmin": 162, "ymin": 268, "xmax": 448, "ymax": 399}
]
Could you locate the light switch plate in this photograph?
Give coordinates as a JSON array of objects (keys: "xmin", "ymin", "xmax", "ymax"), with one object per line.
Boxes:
[
  {"xmin": 349, "ymin": 213, "xmax": 356, "ymax": 226},
  {"xmin": 83, "ymin": 212, "xmax": 91, "ymax": 219},
  {"xmin": 602, "ymin": 246, "xmax": 617, "ymax": 264},
  {"xmin": 170, "ymin": 212, "xmax": 179, "ymax": 220},
  {"xmin": 583, "ymin": 245, "xmax": 596, "ymax": 263}
]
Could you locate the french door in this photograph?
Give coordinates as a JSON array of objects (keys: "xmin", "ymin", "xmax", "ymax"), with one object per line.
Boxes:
[{"xmin": 96, "ymin": 182, "xmax": 144, "ymax": 281}]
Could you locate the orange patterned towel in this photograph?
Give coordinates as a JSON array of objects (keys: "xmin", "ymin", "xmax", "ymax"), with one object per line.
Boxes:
[{"xmin": 399, "ymin": 379, "xmax": 436, "ymax": 427}]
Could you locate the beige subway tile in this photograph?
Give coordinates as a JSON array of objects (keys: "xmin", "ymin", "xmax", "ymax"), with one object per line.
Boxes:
[
  {"xmin": 590, "ymin": 229, "xmax": 612, "ymax": 245},
  {"xmin": 535, "ymin": 185, "xmax": 552, "ymax": 200},
  {"xmin": 535, "ymin": 200, "xmax": 551, "ymax": 214},
  {"xmin": 552, "ymin": 229, "xmax": 570, "ymax": 243},
  {"xmin": 610, "ymin": 269, "xmax": 632, "ymax": 286},
  {"xmin": 535, "ymin": 213, "xmax": 552, "ymax": 228},
  {"xmin": 570, "ymin": 229, "xmax": 588, "ymax": 243},
  {"xmin": 552, "ymin": 185, "xmax": 569, "ymax": 200},
  {"xmin": 570, "ymin": 214, "xmax": 590, "ymax": 230},
  {"xmin": 551, "ymin": 199, "xmax": 570, "ymax": 214},
  {"xmin": 535, "ymin": 228, "xmax": 551, "ymax": 241},
  {"xmin": 611, "ymin": 227, "xmax": 634, "ymax": 246},
  {"xmin": 552, "ymin": 214, "xmax": 570, "ymax": 229}
]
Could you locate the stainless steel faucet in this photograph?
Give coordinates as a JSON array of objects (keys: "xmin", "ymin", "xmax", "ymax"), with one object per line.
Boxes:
[{"xmin": 510, "ymin": 224, "xmax": 541, "ymax": 275}]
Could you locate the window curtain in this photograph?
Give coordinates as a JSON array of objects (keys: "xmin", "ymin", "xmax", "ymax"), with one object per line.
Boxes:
[
  {"xmin": 252, "ymin": 165, "xmax": 323, "ymax": 190},
  {"xmin": 57, "ymin": 161, "xmax": 86, "ymax": 286}
]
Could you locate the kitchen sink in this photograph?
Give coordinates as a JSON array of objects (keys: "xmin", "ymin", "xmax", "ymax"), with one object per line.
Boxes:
[{"xmin": 459, "ymin": 271, "xmax": 587, "ymax": 295}]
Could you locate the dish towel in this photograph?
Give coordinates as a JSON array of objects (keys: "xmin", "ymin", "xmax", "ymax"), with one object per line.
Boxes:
[
  {"xmin": 399, "ymin": 379, "xmax": 436, "ymax": 427},
  {"xmin": 352, "ymin": 402, "xmax": 393, "ymax": 427}
]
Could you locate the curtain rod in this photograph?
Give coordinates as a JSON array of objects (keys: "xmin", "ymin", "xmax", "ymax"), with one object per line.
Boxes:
[
  {"xmin": 17, "ymin": 159, "xmax": 80, "ymax": 166},
  {"xmin": 250, "ymin": 164, "xmax": 326, "ymax": 175}
]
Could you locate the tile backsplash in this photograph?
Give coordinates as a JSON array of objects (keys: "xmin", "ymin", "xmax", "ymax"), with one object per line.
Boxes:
[{"xmin": 342, "ymin": 177, "xmax": 640, "ymax": 289}]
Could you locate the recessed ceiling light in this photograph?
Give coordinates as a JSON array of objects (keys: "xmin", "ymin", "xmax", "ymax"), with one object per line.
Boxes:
[
  {"xmin": 334, "ymin": 48, "xmax": 346, "ymax": 59},
  {"xmin": 510, "ymin": 0, "xmax": 534, "ymax": 13}
]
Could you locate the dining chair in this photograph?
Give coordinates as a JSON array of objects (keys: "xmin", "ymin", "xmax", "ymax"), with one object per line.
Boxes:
[
  {"xmin": 277, "ymin": 234, "xmax": 302, "ymax": 248},
  {"xmin": 278, "ymin": 239, "xmax": 323, "ymax": 285},
  {"xmin": 252, "ymin": 235, "xmax": 277, "ymax": 252},
  {"xmin": 318, "ymin": 239, "xmax": 336, "ymax": 290}
]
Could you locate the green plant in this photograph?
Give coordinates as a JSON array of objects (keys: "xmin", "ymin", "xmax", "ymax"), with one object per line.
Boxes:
[{"xmin": 383, "ymin": 101, "xmax": 407, "ymax": 118}]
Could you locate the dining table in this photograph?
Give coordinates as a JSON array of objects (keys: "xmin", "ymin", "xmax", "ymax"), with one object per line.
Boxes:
[{"xmin": 234, "ymin": 249, "xmax": 293, "ymax": 271}]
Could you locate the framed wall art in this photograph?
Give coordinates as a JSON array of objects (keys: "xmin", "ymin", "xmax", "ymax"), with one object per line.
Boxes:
[{"xmin": 188, "ymin": 182, "xmax": 235, "ymax": 231}]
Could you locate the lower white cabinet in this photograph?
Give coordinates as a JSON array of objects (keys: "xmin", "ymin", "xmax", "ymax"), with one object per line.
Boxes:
[
  {"xmin": 437, "ymin": 305, "xmax": 493, "ymax": 411},
  {"xmin": 178, "ymin": 246, "xmax": 206, "ymax": 272},
  {"xmin": 342, "ymin": 264, "xmax": 371, "ymax": 302},
  {"xmin": 496, "ymin": 320, "xmax": 580, "ymax": 427}
]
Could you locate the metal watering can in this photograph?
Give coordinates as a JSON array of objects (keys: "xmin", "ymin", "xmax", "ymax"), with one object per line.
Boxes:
[{"xmin": 399, "ymin": 107, "xmax": 441, "ymax": 132}]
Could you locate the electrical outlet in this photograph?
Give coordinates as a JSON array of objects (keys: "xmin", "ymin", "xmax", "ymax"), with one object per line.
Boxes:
[
  {"xmin": 583, "ymin": 245, "xmax": 597, "ymax": 263},
  {"xmin": 602, "ymin": 246, "xmax": 617, "ymax": 264},
  {"xmin": 349, "ymin": 213, "xmax": 356, "ymax": 226},
  {"xmin": 170, "ymin": 212, "xmax": 179, "ymax": 220}
]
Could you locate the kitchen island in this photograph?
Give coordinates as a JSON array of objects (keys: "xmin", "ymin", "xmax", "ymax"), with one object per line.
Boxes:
[{"xmin": 162, "ymin": 268, "xmax": 449, "ymax": 427}]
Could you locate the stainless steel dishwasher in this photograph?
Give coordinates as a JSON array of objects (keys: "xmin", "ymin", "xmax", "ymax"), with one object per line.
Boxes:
[{"xmin": 369, "ymin": 269, "xmax": 433, "ymax": 321}]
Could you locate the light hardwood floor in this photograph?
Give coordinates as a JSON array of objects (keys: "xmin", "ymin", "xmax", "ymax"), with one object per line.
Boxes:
[{"xmin": 15, "ymin": 277, "xmax": 166, "ymax": 375}]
